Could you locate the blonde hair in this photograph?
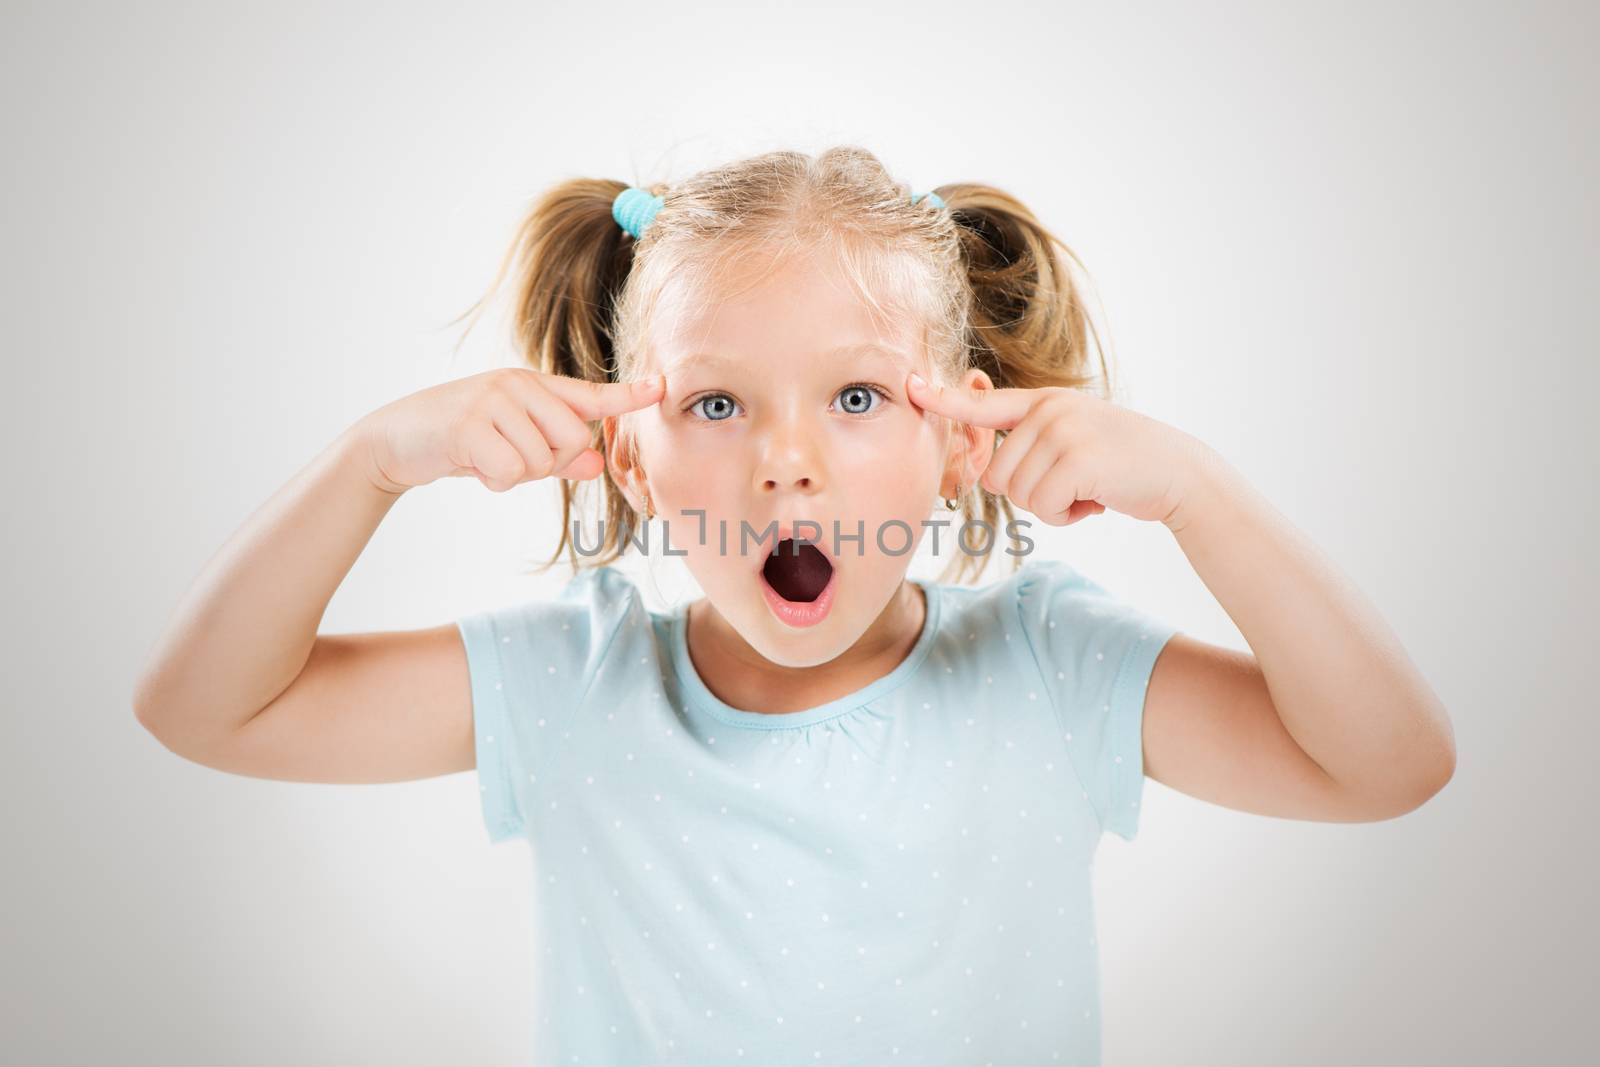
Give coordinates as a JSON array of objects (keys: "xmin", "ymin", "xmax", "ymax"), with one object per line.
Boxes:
[{"xmin": 452, "ymin": 145, "xmax": 1118, "ymax": 585}]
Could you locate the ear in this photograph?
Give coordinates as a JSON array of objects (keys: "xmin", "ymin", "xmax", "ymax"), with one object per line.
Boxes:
[
  {"xmin": 600, "ymin": 414, "xmax": 647, "ymax": 512},
  {"xmin": 938, "ymin": 367, "xmax": 999, "ymax": 497}
]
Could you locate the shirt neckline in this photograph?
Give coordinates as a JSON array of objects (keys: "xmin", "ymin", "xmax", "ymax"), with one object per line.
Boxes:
[{"xmin": 668, "ymin": 578, "xmax": 943, "ymax": 730}]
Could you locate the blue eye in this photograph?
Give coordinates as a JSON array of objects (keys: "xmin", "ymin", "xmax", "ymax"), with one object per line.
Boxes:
[
  {"xmin": 685, "ymin": 385, "xmax": 889, "ymax": 422},
  {"xmin": 834, "ymin": 383, "xmax": 889, "ymax": 416},
  {"xmin": 688, "ymin": 393, "xmax": 742, "ymax": 421}
]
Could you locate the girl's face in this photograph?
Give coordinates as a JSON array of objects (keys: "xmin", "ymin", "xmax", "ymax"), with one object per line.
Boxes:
[{"xmin": 617, "ymin": 247, "xmax": 957, "ymax": 668}]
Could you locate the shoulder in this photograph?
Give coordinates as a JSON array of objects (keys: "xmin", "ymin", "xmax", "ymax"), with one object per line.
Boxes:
[
  {"xmin": 1007, "ymin": 557, "xmax": 1180, "ymax": 680},
  {"xmin": 917, "ymin": 559, "xmax": 1068, "ymax": 645},
  {"xmin": 1011, "ymin": 557, "xmax": 1152, "ymax": 622},
  {"xmin": 1008, "ymin": 559, "xmax": 1180, "ymax": 842},
  {"xmin": 929, "ymin": 558, "xmax": 1084, "ymax": 625},
  {"xmin": 455, "ymin": 565, "xmax": 651, "ymax": 681}
]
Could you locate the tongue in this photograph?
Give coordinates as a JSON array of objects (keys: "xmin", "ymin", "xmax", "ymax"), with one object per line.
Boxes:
[{"xmin": 762, "ymin": 540, "xmax": 833, "ymax": 602}]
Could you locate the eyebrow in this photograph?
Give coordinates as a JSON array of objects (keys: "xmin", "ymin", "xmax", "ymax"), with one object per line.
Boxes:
[{"xmin": 669, "ymin": 344, "xmax": 908, "ymax": 373}]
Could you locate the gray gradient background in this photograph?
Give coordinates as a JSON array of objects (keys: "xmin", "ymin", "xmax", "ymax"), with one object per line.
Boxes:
[{"xmin": 3, "ymin": 1, "xmax": 1594, "ymax": 1063}]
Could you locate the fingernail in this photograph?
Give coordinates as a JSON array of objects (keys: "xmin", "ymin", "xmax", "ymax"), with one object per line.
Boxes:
[{"xmin": 908, "ymin": 373, "xmax": 927, "ymax": 389}]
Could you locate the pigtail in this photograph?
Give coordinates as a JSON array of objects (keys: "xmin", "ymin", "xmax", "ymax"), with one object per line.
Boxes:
[
  {"xmin": 942, "ymin": 182, "xmax": 1114, "ymax": 397},
  {"xmin": 930, "ymin": 183, "xmax": 1118, "ymax": 585},
  {"xmin": 449, "ymin": 178, "xmax": 659, "ymax": 577}
]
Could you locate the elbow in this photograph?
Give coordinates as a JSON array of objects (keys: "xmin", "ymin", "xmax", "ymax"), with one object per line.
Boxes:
[
  {"xmin": 132, "ymin": 673, "xmax": 165, "ymax": 732},
  {"xmin": 1418, "ymin": 732, "xmax": 1457, "ymax": 805},
  {"xmin": 132, "ymin": 674, "xmax": 190, "ymax": 751},
  {"xmin": 1415, "ymin": 704, "xmax": 1458, "ymax": 803},
  {"xmin": 1402, "ymin": 754, "xmax": 1455, "ymax": 816},
  {"xmin": 1338, "ymin": 717, "xmax": 1457, "ymax": 822},
  {"xmin": 1382, "ymin": 724, "xmax": 1458, "ymax": 818},
  {"xmin": 131, "ymin": 688, "xmax": 196, "ymax": 762},
  {"xmin": 133, "ymin": 692, "xmax": 176, "ymax": 748},
  {"xmin": 133, "ymin": 699, "xmax": 177, "ymax": 753},
  {"xmin": 133, "ymin": 689, "xmax": 161, "ymax": 736}
]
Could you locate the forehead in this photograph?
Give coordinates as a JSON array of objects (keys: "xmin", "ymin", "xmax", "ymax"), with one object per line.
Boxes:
[
  {"xmin": 665, "ymin": 343, "xmax": 912, "ymax": 377},
  {"xmin": 649, "ymin": 248, "xmax": 925, "ymax": 375}
]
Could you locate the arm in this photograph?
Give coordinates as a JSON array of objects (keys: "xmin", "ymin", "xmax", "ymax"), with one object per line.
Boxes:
[
  {"xmin": 132, "ymin": 422, "xmax": 405, "ymax": 758},
  {"xmin": 1144, "ymin": 446, "xmax": 1458, "ymax": 819},
  {"xmin": 901, "ymin": 370, "xmax": 1456, "ymax": 823},
  {"xmin": 134, "ymin": 369, "xmax": 665, "ymax": 782}
]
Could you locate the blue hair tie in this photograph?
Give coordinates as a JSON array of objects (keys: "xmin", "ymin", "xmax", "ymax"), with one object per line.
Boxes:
[
  {"xmin": 611, "ymin": 185, "xmax": 947, "ymax": 239},
  {"xmin": 612, "ymin": 186, "xmax": 664, "ymax": 239}
]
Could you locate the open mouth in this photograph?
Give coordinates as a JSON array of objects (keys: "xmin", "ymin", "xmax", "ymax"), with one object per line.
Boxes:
[{"xmin": 760, "ymin": 539, "xmax": 834, "ymax": 603}]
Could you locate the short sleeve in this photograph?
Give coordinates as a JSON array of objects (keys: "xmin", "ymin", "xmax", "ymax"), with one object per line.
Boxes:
[
  {"xmin": 1016, "ymin": 559, "xmax": 1180, "ymax": 842},
  {"xmin": 454, "ymin": 567, "xmax": 637, "ymax": 844}
]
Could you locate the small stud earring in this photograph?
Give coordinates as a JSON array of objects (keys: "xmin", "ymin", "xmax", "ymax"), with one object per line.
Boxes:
[{"xmin": 643, "ymin": 490, "xmax": 654, "ymax": 520}]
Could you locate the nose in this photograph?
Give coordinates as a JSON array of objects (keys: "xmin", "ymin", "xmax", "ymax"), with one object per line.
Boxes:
[{"xmin": 754, "ymin": 406, "xmax": 825, "ymax": 498}]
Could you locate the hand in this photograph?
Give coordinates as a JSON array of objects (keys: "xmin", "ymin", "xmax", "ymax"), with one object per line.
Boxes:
[
  {"xmin": 353, "ymin": 368, "xmax": 665, "ymax": 494},
  {"xmin": 905, "ymin": 372, "xmax": 1212, "ymax": 529}
]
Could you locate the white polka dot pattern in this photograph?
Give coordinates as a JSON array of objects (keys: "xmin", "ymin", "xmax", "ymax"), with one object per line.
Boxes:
[
  {"xmin": 1015, "ymin": 559, "xmax": 1181, "ymax": 843},
  {"xmin": 450, "ymin": 561, "xmax": 1177, "ymax": 1063}
]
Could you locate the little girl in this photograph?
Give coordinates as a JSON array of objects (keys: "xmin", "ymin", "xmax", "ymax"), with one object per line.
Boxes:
[{"xmin": 134, "ymin": 146, "xmax": 1456, "ymax": 1065}]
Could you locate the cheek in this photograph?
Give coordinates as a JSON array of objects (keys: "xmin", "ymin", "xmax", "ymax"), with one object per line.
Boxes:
[
  {"xmin": 647, "ymin": 418, "xmax": 719, "ymax": 456},
  {"xmin": 831, "ymin": 423, "xmax": 944, "ymax": 514},
  {"xmin": 638, "ymin": 422, "xmax": 730, "ymax": 499}
]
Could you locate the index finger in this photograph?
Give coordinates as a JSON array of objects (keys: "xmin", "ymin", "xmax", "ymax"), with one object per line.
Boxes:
[
  {"xmin": 904, "ymin": 372, "xmax": 1034, "ymax": 430},
  {"xmin": 541, "ymin": 372, "xmax": 665, "ymax": 421}
]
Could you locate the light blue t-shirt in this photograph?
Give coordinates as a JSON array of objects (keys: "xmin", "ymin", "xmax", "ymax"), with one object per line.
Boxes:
[{"xmin": 456, "ymin": 557, "xmax": 1179, "ymax": 1066}]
